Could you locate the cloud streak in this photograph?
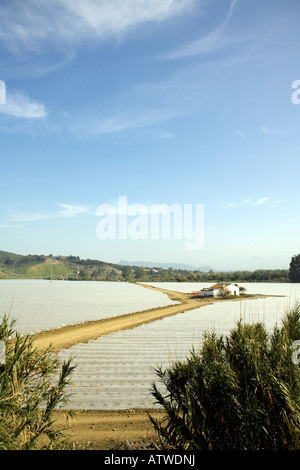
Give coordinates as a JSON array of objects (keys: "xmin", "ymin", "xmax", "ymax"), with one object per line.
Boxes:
[
  {"xmin": 223, "ymin": 197, "xmax": 284, "ymax": 209},
  {"xmin": 79, "ymin": 107, "xmax": 179, "ymax": 136},
  {"xmin": 5, "ymin": 203, "xmax": 93, "ymax": 224},
  {"xmin": 161, "ymin": 0, "xmax": 243, "ymax": 59},
  {"xmin": 0, "ymin": 0, "xmax": 196, "ymax": 54},
  {"xmin": 260, "ymin": 125, "xmax": 291, "ymax": 136},
  {"xmin": 0, "ymin": 91, "xmax": 48, "ymax": 119}
]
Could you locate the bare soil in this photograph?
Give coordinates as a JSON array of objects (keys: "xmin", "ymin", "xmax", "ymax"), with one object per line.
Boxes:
[{"xmin": 54, "ymin": 408, "xmax": 164, "ymax": 450}]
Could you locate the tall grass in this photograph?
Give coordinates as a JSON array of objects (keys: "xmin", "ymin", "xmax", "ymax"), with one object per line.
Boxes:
[
  {"xmin": 0, "ymin": 315, "xmax": 75, "ymax": 450},
  {"xmin": 149, "ymin": 303, "xmax": 300, "ymax": 450}
]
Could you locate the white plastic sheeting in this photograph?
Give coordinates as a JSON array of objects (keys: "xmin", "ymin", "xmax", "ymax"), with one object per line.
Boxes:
[
  {"xmin": 58, "ymin": 293, "xmax": 295, "ymax": 410},
  {"xmin": 0, "ymin": 280, "xmax": 179, "ymax": 335}
]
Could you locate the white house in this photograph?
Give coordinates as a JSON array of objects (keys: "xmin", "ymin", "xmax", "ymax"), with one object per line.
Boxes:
[{"xmin": 200, "ymin": 283, "xmax": 240, "ymax": 298}]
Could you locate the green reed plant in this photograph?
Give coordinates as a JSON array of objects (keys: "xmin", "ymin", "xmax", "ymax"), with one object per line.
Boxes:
[
  {"xmin": 0, "ymin": 314, "xmax": 76, "ymax": 450},
  {"xmin": 149, "ymin": 303, "xmax": 300, "ymax": 450}
]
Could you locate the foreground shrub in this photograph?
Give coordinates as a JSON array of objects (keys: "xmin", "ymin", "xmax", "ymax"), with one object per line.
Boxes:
[
  {"xmin": 0, "ymin": 315, "xmax": 75, "ymax": 450},
  {"xmin": 149, "ymin": 304, "xmax": 300, "ymax": 450}
]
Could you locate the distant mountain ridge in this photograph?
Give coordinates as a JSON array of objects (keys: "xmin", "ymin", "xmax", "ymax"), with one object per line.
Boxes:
[{"xmin": 119, "ymin": 260, "xmax": 214, "ymax": 272}]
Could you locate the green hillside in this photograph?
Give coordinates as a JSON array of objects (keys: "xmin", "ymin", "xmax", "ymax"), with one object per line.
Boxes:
[
  {"xmin": 0, "ymin": 250, "xmax": 290, "ymax": 283},
  {"xmin": 0, "ymin": 250, "xmax": 123, "ymax": 281}
]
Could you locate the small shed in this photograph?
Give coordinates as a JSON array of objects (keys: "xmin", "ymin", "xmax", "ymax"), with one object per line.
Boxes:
[{"xmin": 200, "ymin": 283, "xmax": 240, "ymax": 298}]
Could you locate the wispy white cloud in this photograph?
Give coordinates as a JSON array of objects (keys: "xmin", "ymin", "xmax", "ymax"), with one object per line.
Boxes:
[
  {"xmin": 260, "ymin": 125, "xmax": 291, "ymax": 136},
  {"xmin": 163, "ymin": 28, "xmax": 236, "ymax": 59},
  {"xmin": 253, "ymin": 197, "xmax": 270, "ymax": 206},
  {"xmin": 0, "ymin": 0, "xmax": 196, "ymax": 54},
  {"xmin": 157, "ymin": 131, "xmax": 175, "ymax": 140},
  {"xmin": 237, "ymin": 130, "xmax": 246, "ymax": 137},
  {"xmin": 0, "ymin": 91, "xmax": 48, "ymax": 119},
  {"xmin": 55, "ymin": 203, "xmax": 94, "ymax": 218},
  {"xmin": 0, "ymin": 0, "xmax": 197, "ymax": 80},
  {"xmin": 223, "ymin": 197, "xmax": 284, "ymax": 209},
  {"xmin": 2, "ymin": 51, "xmax": 77, "ymax": 80},
  {"xmin": 64, "ymin": 0, "xmax": 195, "ymax": 40},
  {"xmin": 260, "ymin": 126, "xmax": 273, "ymax": 135},
  {"xmin": 72, "ymin": 62, "xmax": 208, "ymax": 138},
  {"xmin": 75, "ymin": 107, "xmax": 179, "ymax": 136},
  {"xmin": 6, "ymin": 203, "xmax": 93, "ymax": 224},
  {"xmin": 162, "ymin": 0, "xmax": 244, "ymax": 59}
]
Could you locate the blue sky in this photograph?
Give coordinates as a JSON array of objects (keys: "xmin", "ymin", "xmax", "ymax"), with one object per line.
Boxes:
[{"xmin": 0, "ymin": 0, "xmax": 300, "ymax": 271}]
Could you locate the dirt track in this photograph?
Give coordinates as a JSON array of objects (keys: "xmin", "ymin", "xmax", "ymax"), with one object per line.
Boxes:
[
  {"xmin": 54, "ymin": 408, "xmax": 164, "ymax": 450},
  {"xmin": 30, "ymin": 283, "xmax": 265, "ymax": 354}
]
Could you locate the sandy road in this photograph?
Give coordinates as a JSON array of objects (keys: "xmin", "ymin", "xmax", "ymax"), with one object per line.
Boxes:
[
  {"xmin": 30, "ymin": 283, "xmax": 205, "ymax": 353},
  {"xmin": 53, "ymin": 408, "xmax": 164, "ymax": 450},
  {"xmin": 30, "ymin": 282, "xmax": 267, "ymax": 353}
]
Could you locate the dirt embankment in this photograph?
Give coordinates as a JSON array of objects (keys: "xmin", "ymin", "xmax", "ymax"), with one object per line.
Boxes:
[{"xmin": 30, "ymin": 283, "xmax": 271, "ymax": 353}]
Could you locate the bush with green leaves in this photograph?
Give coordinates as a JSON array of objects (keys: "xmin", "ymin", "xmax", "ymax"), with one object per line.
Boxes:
[
  {"xmin": 149, "ymin": 303, "xmax": 300, "ymax": 450},
  {"xmin": 0, "ymin": 315, "xmax": 75, "ymax": 450},
  {"xmin": 289, "ymin": 254, "xmax": 300, "ymax": 282}
]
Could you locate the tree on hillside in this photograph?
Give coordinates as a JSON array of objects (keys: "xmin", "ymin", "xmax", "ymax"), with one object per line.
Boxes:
[
  {"xmin": 134, "ymin": 267, "xmax": 147, "ymax": 280},
  {"xmin": 290, "ymin": 254, "xmax": 300, "ymax": 282},
  {"xmin": 121, "ymin": 266, "xmax": 132, "ymax": 279}
]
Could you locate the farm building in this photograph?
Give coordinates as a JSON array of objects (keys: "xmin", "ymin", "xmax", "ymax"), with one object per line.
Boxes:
[{"xmin": 200, "ymin": 283, "xmax": 240, "ymax": 298}]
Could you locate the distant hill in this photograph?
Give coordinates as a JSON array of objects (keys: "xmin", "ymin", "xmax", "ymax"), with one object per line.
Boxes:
[
  {"xmin": 119, "ymin": 260, "xmax": 214, "ymax": 272},
  {"xmin": 0, "ymin": 250, "xmax": 289, "ymax": 282},
  {"xmin": 0, "ymin": 250, "xmax": 122, "ymax": 281},
  {"xmin": 0, "ymin": 250, "xmax": 215, "ymax": 281}
]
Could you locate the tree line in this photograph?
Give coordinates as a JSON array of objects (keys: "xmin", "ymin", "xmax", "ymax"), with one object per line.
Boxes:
[
  {"xmin": 131, "ymin": 268, "xmax": 290, "ymax": 283},
  {"xmin": 1, "ymin": 250, "xmax": 299, "ymax": 283}
]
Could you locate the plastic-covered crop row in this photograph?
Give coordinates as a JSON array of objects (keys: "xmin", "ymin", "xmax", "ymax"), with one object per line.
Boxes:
[{"xmin": 58, "ymin": 294, "xmax": 292, "ymax": 410}]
